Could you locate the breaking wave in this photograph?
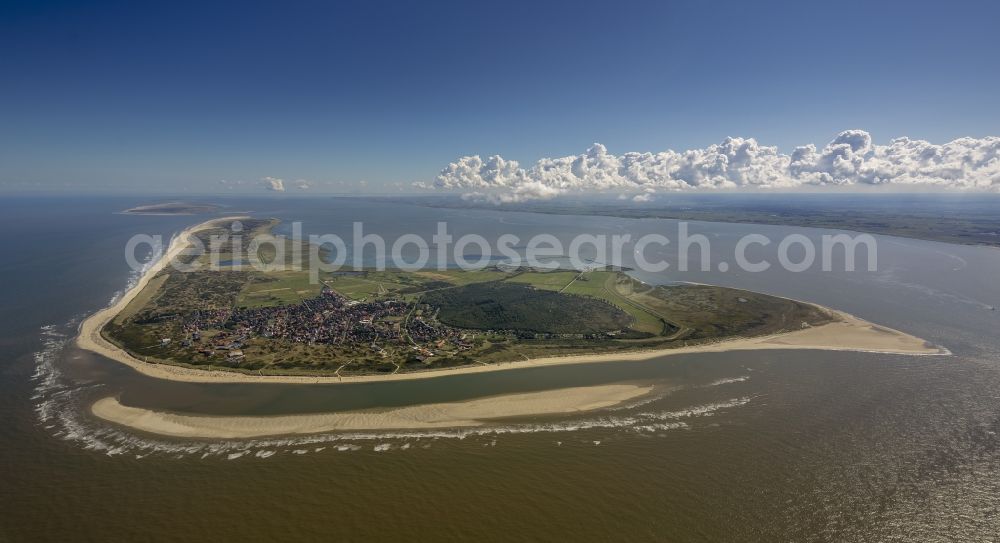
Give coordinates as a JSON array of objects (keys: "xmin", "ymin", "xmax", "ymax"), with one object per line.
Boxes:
[{"xmin": 706, "ymin": 376, "xmax": 750, "ymax": 387}]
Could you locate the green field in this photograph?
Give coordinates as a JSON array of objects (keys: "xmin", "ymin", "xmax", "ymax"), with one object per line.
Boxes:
[
  {"xmin": 410, "ymin": 269, "xmax": 509, "ymax": 285},
  {"xmin": 238, "ymin": 271, "xmax": 324, "ymax": 308},
  {"xmin": 560, "ymin": 271, "xmax": 669, "ymax": 336},
  {"xmin": 505, "ymin": 270, "xmax": 579, "ymax": 291}
]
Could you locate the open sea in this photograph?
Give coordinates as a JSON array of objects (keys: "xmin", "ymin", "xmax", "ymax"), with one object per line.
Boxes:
[{"xmin": 3, "ymin": 195, "xmax": 1000, "ymax": 541}]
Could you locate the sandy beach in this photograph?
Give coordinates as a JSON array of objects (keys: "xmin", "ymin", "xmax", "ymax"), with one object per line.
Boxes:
[
  {"xmin": 91, "ymin": 383, "xmax": 653, "ymax": 437},
  {"xmin": 75, "ymin": 216, "xmax": 247, "ymax": 371},
  {"xmin": 76, "ymin": 217, "xmax": 947, "ymax": 386}
]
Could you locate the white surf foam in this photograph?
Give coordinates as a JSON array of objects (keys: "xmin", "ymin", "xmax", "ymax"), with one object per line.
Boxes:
[{"xmin": 706, "ymin": 376, "xmax": 750, "ymax": 387}]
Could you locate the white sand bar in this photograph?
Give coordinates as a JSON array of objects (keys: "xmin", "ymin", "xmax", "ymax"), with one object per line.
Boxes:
[{"xmin": 92, "ymin": 384, "xmax": 654, "ymax": 438}]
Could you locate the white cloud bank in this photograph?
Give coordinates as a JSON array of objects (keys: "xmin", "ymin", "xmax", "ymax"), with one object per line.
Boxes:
[
  {"xmin": 263, "ymin": 176, "xmax": 285, "ymax": 192},
  {"xmin": 433, "ymin": 131, "xmax": 1000, "ymax": 202}
]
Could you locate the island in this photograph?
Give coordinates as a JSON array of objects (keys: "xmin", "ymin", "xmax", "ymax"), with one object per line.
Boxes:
[
  {"xmin": 78, "ymin": 217, "xmax": 945, "ymax": 386},
  {"xmin": 122, "ymin": 202, "xmax": 221, "ymax": 215}
]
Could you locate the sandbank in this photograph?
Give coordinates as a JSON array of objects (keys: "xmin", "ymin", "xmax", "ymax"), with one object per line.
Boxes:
[{"xmin": 92, "ymin": 383, "xmax": 653, "ymax": 438}]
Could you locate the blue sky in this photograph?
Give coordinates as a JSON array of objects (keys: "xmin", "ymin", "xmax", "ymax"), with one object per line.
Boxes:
[{"xmin": 1, "ymin": 0, "xmax": 998, "ymax": 194}]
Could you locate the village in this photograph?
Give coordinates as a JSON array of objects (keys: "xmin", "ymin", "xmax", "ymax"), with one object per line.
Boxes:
[{"xmin": 172, "ymin": 288, "xmax": 474, "ymax": 364}]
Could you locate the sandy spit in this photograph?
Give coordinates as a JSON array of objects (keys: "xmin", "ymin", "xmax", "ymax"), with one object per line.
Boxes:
[
  {"xmin": 76, "ymin": 217, "xmax": 947, "ymax": 386},
  {"xmin": 76, "ymin": 216, "xmax": 249, "ymax": 374},
  {"xmin": 91, "ymin": 384, "xmax": 654, "ymax": 438}
]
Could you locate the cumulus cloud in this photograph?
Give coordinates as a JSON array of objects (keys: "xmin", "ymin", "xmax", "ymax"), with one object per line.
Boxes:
[
  {"xmin": 434, "ymin": 131, "xmax": 1000, "ymax": 202},
  {"xmin": 436, "ymin": 155, "xmax": 527, "ymax": 190},
  {"xmin": 460, "ymin": 180, "xmax": 563, "ymax": 204},
  {"xmin": 293, "ymin": 179, "xmax": 310, "ymax": 190},
  {"xmin": 263, "ymin": 176, "xmax": 285, "ymax": 192},
  {"xmin": 632, "ymin": 187, "xmax": 656, "ymax": 203}
]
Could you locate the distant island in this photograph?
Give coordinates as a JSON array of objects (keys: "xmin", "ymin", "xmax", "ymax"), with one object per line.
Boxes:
[
  {"xmin": 122, "ymin": 202, "xmax": 221, "ymax": 215},
  {"xmin": 78, "ymin": 217, "xmax": 944, "ymax": 384}
]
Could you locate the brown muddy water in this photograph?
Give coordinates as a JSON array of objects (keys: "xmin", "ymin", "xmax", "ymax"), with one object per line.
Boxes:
[{"xmin": 4, "ymin": 196, "xmax": 1000, "ymax": 541}]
